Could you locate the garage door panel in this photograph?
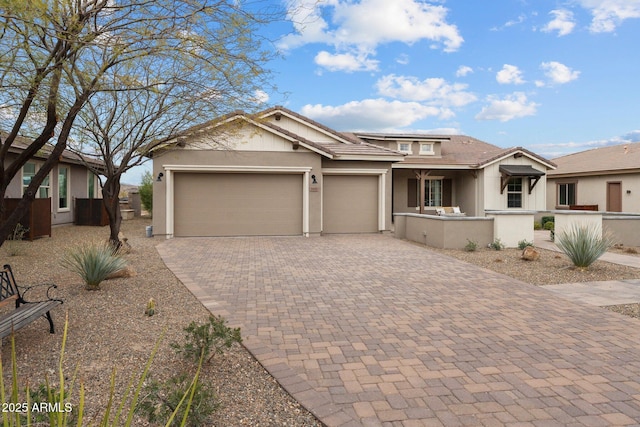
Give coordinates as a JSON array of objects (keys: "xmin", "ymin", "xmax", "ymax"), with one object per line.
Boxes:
[
  {"xmin": 174, "ymin": 173, "xmax": 302, "ymax": 237},
  {"xmin": 323, "ymin": 175, "xmax": 378, "ymax": 234}
]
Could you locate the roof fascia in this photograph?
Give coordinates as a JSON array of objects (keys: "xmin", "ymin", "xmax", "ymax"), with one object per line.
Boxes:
[{"xmin": 479, "ymin": 149, "xmax": 556, "ymax": 170}]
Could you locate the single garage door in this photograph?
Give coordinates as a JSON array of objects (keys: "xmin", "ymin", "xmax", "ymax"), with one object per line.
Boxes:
[
  {"xmin": 174, "ymin": 173, "xmax": 303, "ymax": 237},
  {"xmin": 323, "ymin": 175, "xmax": 378, "ymax": 233}
]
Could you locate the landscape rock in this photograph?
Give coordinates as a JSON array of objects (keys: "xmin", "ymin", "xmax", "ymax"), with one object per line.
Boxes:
[{"xmin": 521, "ymin": 246, "xmax": 540, "ymax": 261}]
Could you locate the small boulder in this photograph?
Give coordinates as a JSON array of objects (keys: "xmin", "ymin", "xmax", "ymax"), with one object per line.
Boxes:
[
  {"xmin": 521, "ymin": 246, "xmax": 540, "ymax": 261},
  {"xmin": 106, "ymin": 266, "xmax": 137, "ymax": 280}
]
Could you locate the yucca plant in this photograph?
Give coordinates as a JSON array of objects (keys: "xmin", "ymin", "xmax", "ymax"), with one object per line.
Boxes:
[
  {"xmin": 61, "ymin": 241, "xmax": 127, "ymax": 290},
  {"xmin": 555, "ymin": 224, "xmax": 614, "ymax": 269}
]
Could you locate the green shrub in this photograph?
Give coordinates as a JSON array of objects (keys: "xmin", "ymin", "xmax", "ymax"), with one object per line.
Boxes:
[
  {"xmin": 555, "ymin": 224, "xmax": 614, "ymax": 268},
  {"xmin": 489, "ymin": 238, "xmax": 504, "ymax": 251},
  {"xmin": 533, "ymin": 221, "xmax": 542, "ymax": 230},
  {"xmin": 517, "ymin": 239, "xmax": 534, "ymax": 250},
  {"xmin": 171, "ymin": 315, "xmax": 242, "ymax": 364},
  {"xmin": 61, "ymin": 241, "xmax": 127, "ymax": 290},
  {"xmin": 541, "ymin": 216, "xmax": 554, "ymax": 227},
  {"xmin": 139, "ymin": 171, "xmax": 153, "ymax": 214},
  {"xmin": 464, "ymin": 239, "xmax": 478, "ymax": 252},
  {"xmin": 136, "ymin": 373, "xmax": 219, "ymax": 426},
  {"xmin": 543, "ymin": 221, "xmax": 555, "ymax": 231}
]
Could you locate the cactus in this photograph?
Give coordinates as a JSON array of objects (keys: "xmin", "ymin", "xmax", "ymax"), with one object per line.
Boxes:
[{"xmin": 145, "ymin": 298, "xmax": 156, "ymax": 316}]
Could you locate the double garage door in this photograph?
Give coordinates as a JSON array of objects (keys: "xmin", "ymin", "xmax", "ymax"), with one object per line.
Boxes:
[{"xmin": 173, "ymin": 172, "xmax": 378, "ymax": 237}]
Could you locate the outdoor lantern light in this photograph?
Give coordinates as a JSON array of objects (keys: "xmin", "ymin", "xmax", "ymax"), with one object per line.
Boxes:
[
  {"xmin": 156, "ymin": 172, "xmax": 164, "ymax": 182},
  {"xmin": 311, "ymin": 174, "xmax": 317, "ymax": 184}
]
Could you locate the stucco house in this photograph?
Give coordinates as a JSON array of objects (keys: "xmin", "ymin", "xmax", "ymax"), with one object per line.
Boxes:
[
  {"xmin": 546, "ymin": 142, "xmax": 640, "ymax": 213},
  {"xmin": 150, "ymin": 107, "xmax": 555, "ymax": 238},
  {"xmin": 2, "ymin": 132, "xmax": 104, "ymax": 227}
]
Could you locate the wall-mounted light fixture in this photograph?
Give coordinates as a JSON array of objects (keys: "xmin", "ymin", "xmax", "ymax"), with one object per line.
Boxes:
[
  {"xmin": 311, "ymin": 174, "xmax": 317, "ymax": 184},
  {"xmin": 156, "ymin": 172, "xmax": 164, "ymax": 182},
  {"xmin": 627, "ymin": 190, "xmax": 632, "ymax": 194}
]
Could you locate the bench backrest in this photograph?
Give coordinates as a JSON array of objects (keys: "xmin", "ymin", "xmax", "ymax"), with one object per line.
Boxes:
[{"xmin": 0, "ymin": 265, "xmax": 19, "ymax": 308}]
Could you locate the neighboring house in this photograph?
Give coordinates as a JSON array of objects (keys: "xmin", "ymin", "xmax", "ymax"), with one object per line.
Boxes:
[
  {"xmin": 150, "ymin": 106, "xmax": 555, "ymax": 238},
  {"xmin": 2, "ymin": 132, "xmax": 104, "ymax": 226},
  {"xmin": 546, "ymin": 142, "xmax": 640, "ymax": 213}
]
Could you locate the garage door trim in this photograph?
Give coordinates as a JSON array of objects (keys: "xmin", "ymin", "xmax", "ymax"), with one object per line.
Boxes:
[
  {"xmin": 322, "ymin": 168, "xmax": 388, "ymax": 232},
  {"xmin": 162, "ymin": 165, "xmax": 312, "ymax": 238}
]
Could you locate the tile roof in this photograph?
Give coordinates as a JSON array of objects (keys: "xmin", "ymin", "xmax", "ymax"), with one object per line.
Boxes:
[
  {"xmin": 355, "ymin": 133, "xmax": 555, "ymax": 169},
  {"xmin": 549, "ymin": 142, "xmax": 640, "ymax": 176},
  {"xmin": 1, "ymin": 131, "xmax": 106, "ymax": 170}
]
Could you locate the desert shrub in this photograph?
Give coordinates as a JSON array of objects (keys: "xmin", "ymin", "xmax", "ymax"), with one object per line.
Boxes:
[
  {"xmin": 4, "ymin": 223, "xmax": 29, "ymax": 256},
  {"xmin": 541, "ymin": 216, "xmax": 554, "ymax": 227},
  {"xmin": 139, "ymin": 170, "xmax": 153, "ymax": 214},
  {"xmin": 517, "ymin": 239, "xmax": 534, "ymax": 250},
  {"xmin": 61, "ymin": 241, "xmax": 127, "ymax": 290},
  {"xmin": 533, "ymin": 221, "xmax": 542, "ymax": 230},
  {"xmin": 543, "ymin": 221, "xmax": 555, "ymax": 231},
  {"xmin": 136, "ymin": 373, "xmax": 219, "ymax": 427},
  {"xmin": 555, "ymin": 224, "xmax": 614, "ymax": 268},
  {"xmin": 489, "ymin": 238, "xmax": 504, "ymax": 251},
  {"xmin": 464, "ymin": 239, "xmax": 478, "ymax": 252},
  {"xmin": 171, "ymin": 315, "xmax": 242, "ymax": 364}
]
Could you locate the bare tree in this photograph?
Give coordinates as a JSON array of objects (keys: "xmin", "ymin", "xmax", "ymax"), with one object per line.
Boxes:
[
  {"xmin": 0, "ymin": 0, "xmax": 274, "ymax": 247},
  {"xmin": 68, "ymin": 1, "xmax": 278, "ymax": 246}
]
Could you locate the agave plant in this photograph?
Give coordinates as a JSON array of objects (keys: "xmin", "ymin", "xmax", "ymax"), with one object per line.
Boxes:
[
  {"xmin": 555, "ymin": 224, "xmax": 614, "ymax": 269},
  {"xmin": 61, "ymin": 241, "xmax": 127, "ymax": 290}
]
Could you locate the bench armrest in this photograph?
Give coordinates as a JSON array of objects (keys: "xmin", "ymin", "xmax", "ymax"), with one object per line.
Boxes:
[{"xmin": 17, "ymin": 283, "xmax": 63, "ymax": 305}]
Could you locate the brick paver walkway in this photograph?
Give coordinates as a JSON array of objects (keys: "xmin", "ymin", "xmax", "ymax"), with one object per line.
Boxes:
[{"xmin": 158, "ymin": 235, "xmax": 640, "ymax": 426}]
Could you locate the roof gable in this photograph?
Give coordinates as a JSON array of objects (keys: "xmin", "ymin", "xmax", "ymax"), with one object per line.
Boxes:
[{"xmin": 150, "ymin": 108, "xmax": 404, "ymax": 161}]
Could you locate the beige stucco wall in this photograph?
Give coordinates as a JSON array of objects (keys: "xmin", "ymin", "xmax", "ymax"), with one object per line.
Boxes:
[
  {"xmin": 264, "ymin": 115, "xmax": 339, "ymax": 143},
  {"xmin": 604, "ymin": 216, "xmax": 640, "ymax": 246},
  {"xmin": 394, "ymin": 213, "xmax": 494, "ymax": 249},
  {"xmin": 547, "ymin": 173, "xmax": 640, "ymax": 213},
  {"xmin": 152, "ymin": 149, "xmax": 323, "ymax": 236},
  {"xmin": 486, "ymin": 211, "xmax": 535, "ymax": 248},
  {"xmin": 483, "ymin": 157, "xmax": 548, "ymax": 211}
]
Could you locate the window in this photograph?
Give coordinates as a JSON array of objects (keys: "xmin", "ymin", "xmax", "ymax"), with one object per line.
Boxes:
[
  {"xmin": 557, "ymin": 182, "xmax": 576, "ymax": 206},
  {"xmin": 58, "ymin": 166, "xmax": 69, "ymax": 210},
  {"xmin": 22, "ymin": 162, "xmax": 50, "ymax": 198},
  {"xmin": 88, "ymin": 172, "xmax": 97, "ymax": 198},
  {"xmin": 507, "ymin": 178, "xmax": 522, "ymax": 208},
  {"xmin": 424, "ymin": 179, "xmax": 443, "ymax": 207},
  {"xmin": 419, "ymin": 143, "xmax": 434, "ymax": 155},
  {"xmin": 398, "ymin": 142, "xmax": 411, "ymax": 153}
]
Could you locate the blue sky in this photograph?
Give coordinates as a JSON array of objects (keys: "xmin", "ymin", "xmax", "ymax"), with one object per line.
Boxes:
[
  {"xmin": 125, "ymin": 0, "xmax": 640, "ymax": 184},
  {"xmin": 267, "ymin": 0, "xmax": 640, "ymax": 156}
]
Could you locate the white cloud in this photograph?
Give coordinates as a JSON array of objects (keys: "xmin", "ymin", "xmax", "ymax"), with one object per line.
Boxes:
[
  {"xmin": 301, "ymin": 99, "xmax": 441, "ymax": 131},
  {"xmin": 540, "ymin": 61, "xmax": 580, "ymax": 84},
  {"xmin": 456, "ymin": 65, "xmax": 473, "ymax": 77},
  {"xmin": 475, "ymin": 92, "xmax": 538, "ymax": 122},
  {"xmin": 376, "ymin": 74, "xmax": 477, "ymax": 107},
  {"xmin": 396, "ymin": 54, "xmax": 410, "ymax": 65},
  {"xmin": 314, "ymin": 51, "xmax": 379, "ymax": 72},
  {"xmin": 279, "ymin": 0, "xmax": 463, "ymax": 72},
  {"xmin": 542, "ymin": 9, "xmax": 576, "ymax": 36},
  {"xmin": 253, "ymin": 90, "xmax": 269, "ymax": 104},
  {"xmin": 496, "ymin": 64, "xmax": 525, "ymax": 85},
  {"xmin": 577, "ymin": 0, "xmax": 640, "ymax": 32}
]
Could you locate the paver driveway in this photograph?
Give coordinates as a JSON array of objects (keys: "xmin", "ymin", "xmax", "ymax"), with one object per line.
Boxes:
[{"xmin": 158, "ymin": 235, "xmax": 640, "ymax": 426}]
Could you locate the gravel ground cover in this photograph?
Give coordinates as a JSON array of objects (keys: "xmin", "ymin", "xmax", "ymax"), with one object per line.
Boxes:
[
  {"xmin": 0, "ymin": 218, "xmax": 321, "ymax": 426},
  {"xmin": 428, "ymin": 245, "xmax": 640, "ymax": 320},
  {"xmin": 2, "ymin": 220, "xmax": 640, "ymax": 426}
]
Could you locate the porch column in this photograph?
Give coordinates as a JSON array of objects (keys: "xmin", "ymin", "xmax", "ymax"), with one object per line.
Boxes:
[{"xmin": 414, "ymin": 170, "xmax": 431, "ymax": 214}]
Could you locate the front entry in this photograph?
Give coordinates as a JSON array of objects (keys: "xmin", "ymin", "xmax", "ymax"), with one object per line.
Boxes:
[{"xmin": 607, "ymin": 181, "xmax": 622, "ymax": 212}]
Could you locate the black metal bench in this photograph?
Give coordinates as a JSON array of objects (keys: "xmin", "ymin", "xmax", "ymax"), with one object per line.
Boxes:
[{"xmin": 0, "ymin": 264, "xmax": 63, "ymax": 340}]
